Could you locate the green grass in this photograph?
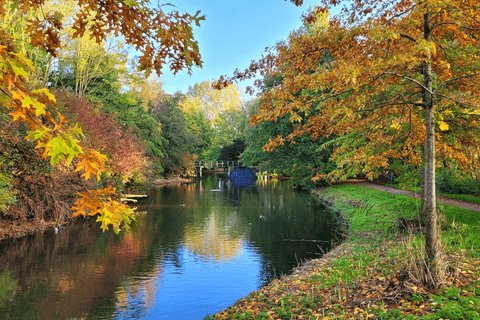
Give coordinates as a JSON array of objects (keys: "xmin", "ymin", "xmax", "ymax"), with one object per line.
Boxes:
[
  {"xmin": 323, "ymin": 184, "xmax": 420, "ymax": 237},
  {"xmin": 324, "ymin": 184, "xmax": 480, "ymax": 254},
  {"xmin": 213, "ymin": 184, "xmax": 480, "ymax": 319}
]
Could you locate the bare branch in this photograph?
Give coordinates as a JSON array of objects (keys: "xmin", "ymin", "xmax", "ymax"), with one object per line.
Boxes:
[
  {"xmin": 436, "ymin": 93, "xmax": 479, "ymax": 108},
  {"xmin": 399, "ymin": 33, "xmax": 416, "ymax": 42},
  {"xmin": 382, "ymin": 72, "xmax": 434, "ymax": 96},
  {"xmin": 440, "ymin": 72, "xmax": 480, "ymax": 86}
]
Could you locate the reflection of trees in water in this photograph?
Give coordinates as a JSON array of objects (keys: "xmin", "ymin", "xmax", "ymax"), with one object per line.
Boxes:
[
  {"xmin": 0, "ymin": 270, "xmax": 17, "ymax": 309},
  {"xmin": 0, "ymin": 213, "xmax": 178, "ymax": 320},
  {"xmin": 186, "ymin": 175, "xmax": 337, "ymax": 283},
  {"xmin": 0, "ymin": 176, "xmax": 338, "ymax": 319},
  {"xmin": 223, "ymin": 176, "xmax": 338, "ymax": 283},
  {"xmin": 184, "ymin": 208, "xmax": 243, "ymax": 261},
  {"xmin": 145, "ymin": 177, "xmax": 248, "ymax": 262},
  {"xmin": 113, "ymin": 263, "xmax": 162, "ymax": 319}
]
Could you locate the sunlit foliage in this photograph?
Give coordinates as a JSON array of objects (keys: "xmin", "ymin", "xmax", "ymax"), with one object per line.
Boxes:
[{"xmin": 0, "ymin": 0, "xmax": 204, "ymax": 232}]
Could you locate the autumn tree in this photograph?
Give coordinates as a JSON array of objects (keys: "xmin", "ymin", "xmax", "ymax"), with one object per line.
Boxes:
[
  {"xmin": 181, "ymin": 81, "xmax": 243, "ymax": 123},
  {"xmin": 0, "ymin": 0, "xmax": 204, "ymax": 232},
  {"xmin": 241, "ymin": 99, "xmax": 333, "ymax": 189},
  {"xmin": 218, "ymin": 1, "xmax": 480, "ymax": 286},
  {"xmin": 131, "ymin": 77, "xmax": 165, "ymax": 112},
  {"xmin": 59, "ymin": 93, "xmax": 150, "ymax": 182},
  {"xmin": 180, "ymin": 81, "xmax": 247, "ymax": 160}
]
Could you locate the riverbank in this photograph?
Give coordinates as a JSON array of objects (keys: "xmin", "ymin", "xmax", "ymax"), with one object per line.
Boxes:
[
  {"xmin": 153, "ymin": 176, "xmax": 193, "ymax": 186},
  {"xmin": 0, "ymin": 177, "xmax": 192, "ymax": 242},
  {"xmin": 212, "ymin": 184, "xmax": 480, "ymax": 319},
  {"xmin": 360, "ymin": 182, "xmax": 480, "ymax": 212},
  {"xmin": 0, "ymin": 219, "xmax": 62, "ymax": 241}
]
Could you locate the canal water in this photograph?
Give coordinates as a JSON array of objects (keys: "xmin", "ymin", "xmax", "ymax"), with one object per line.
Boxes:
[{"xmin": 0, "ymin": 175, "xmax": 337, "ymax": 320}]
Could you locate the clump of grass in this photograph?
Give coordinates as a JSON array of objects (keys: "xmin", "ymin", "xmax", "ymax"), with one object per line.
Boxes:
[{"xmin": 403, "ymin": 235, "xmax": 447, "ymax": 290}]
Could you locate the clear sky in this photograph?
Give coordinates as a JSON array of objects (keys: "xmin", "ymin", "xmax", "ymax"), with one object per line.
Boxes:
[{"xmin": 160, "ymin": 0, "xmax": 319, "ymax": 94}]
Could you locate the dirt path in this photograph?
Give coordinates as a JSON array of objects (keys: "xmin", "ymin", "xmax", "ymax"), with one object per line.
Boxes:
[{"xmin": 358, "ymin": 182, "xmax": 480, "ymax": 212}]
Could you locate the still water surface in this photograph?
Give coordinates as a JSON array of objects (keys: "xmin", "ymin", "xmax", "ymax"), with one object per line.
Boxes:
[{"xmin": 0, "ymin": 176, "xmax": 337, "ymax": 319}]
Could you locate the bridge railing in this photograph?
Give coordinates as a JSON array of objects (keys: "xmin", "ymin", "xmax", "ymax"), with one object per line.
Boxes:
[{"xmin": 194, "ymin": 160, "xmax": 241, "ymax": 168}]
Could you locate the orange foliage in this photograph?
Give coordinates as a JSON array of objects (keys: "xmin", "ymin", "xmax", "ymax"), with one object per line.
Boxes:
[
  {"xmin": 219, "ymin": 0, "xmax": 480, "ymax": 180},
  {"xmin": 0, "ymin": 0, "xmax": 203, "ymax": 75},
  {"xmin": 71, "ymin": 187, "xmax": 135, "ymax": 233}
]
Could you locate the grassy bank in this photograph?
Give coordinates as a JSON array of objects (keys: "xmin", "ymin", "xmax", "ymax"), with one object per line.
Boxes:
[{"xmin": 211, "ymin": 184, "xmax": 480, "ymax": 319}]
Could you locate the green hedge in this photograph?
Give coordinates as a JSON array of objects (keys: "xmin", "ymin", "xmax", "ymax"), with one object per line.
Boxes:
[{"xmin": 436, "ymin": 169, "xmax": 480, "ymax": 196}]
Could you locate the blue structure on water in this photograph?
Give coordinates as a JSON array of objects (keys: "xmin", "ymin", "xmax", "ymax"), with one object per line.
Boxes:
[{"xmin": 229, "ymin": 167, "xmax": 257, "ymax": 188}]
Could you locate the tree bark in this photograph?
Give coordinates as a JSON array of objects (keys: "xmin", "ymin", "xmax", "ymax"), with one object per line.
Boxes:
[{"xmin": 422, "ymin": 10, "xmax": 441, "ymax": 285}]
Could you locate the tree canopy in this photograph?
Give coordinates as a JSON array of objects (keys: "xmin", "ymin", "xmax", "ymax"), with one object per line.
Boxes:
[{"xmin": 218, "ymin": 0, "xmax": 480, "ymax": 286}]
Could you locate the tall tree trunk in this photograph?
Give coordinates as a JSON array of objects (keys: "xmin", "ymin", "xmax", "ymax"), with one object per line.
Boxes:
[{"xmin": 422, "ymin": 10, "xmax": 441, "ymax": 285}]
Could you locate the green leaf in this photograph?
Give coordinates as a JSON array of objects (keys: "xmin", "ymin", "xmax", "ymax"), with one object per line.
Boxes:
[
  {"xmin": 30, "ymin": 98, "xmax": 46, "ymax": 116},
  {"xmin": 46, "ymin": 135, "xmax": 70, "ymax": 165},
  {"xmin": 68, "ymin": 123, "xmax": 84, "ymax": 137},
  {"xmin": 96, "ymin": 208, "xmax": 112, "ymax": 232},
  {"xmin": 63, "ymin": 134, "xmax": 83, "ymax": 165},
  {"xmin": 26, "ymin": 126, "xmax": 50, "ymax": 142},
  {"xmin": 45, "ymin": 133, "xmax": 83, "ymax": 166}
]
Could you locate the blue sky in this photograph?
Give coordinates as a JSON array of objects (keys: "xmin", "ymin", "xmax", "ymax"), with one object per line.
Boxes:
[{"xmin": 160, "ymin": 0, "xmax": 319, "ymax": 94}]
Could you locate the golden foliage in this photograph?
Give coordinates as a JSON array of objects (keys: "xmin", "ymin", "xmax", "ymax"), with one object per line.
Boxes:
[
  {"xmin": 0, "ymin": 0, "xmax": 212, "ymax": 232},
  {"xmin": 75, "ymin": 148, "xmax": 107, "ymax": 181},
  {"xmin": 0, "ymin": 40, "xmax": 134, "ymax": 231},
  {"xmin": 71, "ymin": 187, "xmax": 136, "ymax": 234},
  {"xmin": 221, "ymin": 0, "xmax": 480, "ymax": 180}
]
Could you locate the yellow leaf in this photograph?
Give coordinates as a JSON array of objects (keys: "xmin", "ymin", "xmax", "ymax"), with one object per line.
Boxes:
[
  {"xmin": 32, "ymin": 88, "xmax": 56, "ymax": 103},
  {"xmin": 390, "ymin": 120, "xmax": 401, "ymax": 130},
  {"xmin": 71, "ymin": 187, "xmax": 135, "ymax": 234},
  {"xmin": 438, "ymin": 121, "xmax": 449, "ymax": 131}
]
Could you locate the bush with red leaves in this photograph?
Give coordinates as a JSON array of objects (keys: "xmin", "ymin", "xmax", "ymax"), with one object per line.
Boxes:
[{"xmin": 57, "ymin": 92, "xmax": 151, "ymax": 182}]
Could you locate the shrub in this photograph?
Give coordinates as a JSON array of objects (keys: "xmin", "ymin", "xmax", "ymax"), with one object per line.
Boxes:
[
  {"xmin": 0, "ymin": 173, "xmax": 16, "ymax": 214},
  {"xmin": 436, "ymin": 169, "xmax": 480, "ymax": 196},
  {"xmin": 389, "ymin": 162, "xmax": 422, "ymax": 190},
  {"xmin": 1, "ymin": 122, "xmax": 82, "ymax": 221},
  {"xmin": 58, "ymin": 93, "xmax": 151, "ymax": 183}
]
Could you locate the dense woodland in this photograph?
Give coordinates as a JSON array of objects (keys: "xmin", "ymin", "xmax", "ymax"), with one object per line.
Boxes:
[{"xmin": 0, "ymin": 0, "xmax": 479, "ymax": 300}]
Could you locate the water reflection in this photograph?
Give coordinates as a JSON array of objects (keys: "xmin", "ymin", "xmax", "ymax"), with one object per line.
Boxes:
[
  {"xmin": 184, "ymin": 210, "xmax": 243, "ymax": 261},
  {"xmin": 0, "ymin": 176, "xmax": 337, "ymax": 319}
]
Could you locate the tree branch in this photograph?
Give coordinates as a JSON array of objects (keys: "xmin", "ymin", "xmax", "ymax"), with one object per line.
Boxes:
[
  {"xmin": 436, "ymin": 93, "xmax": 479, "ymax": 108},
  {"xmin": 440, "ymin": 72, "xmax": 480, "ymax": 86},
  {"xmin": 399, "ymin": 33, "xmax": 416, "ymax": 42},
  {"xmin": 382, "ymin": 72, "xmax": 434, "ymax": 96}
]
